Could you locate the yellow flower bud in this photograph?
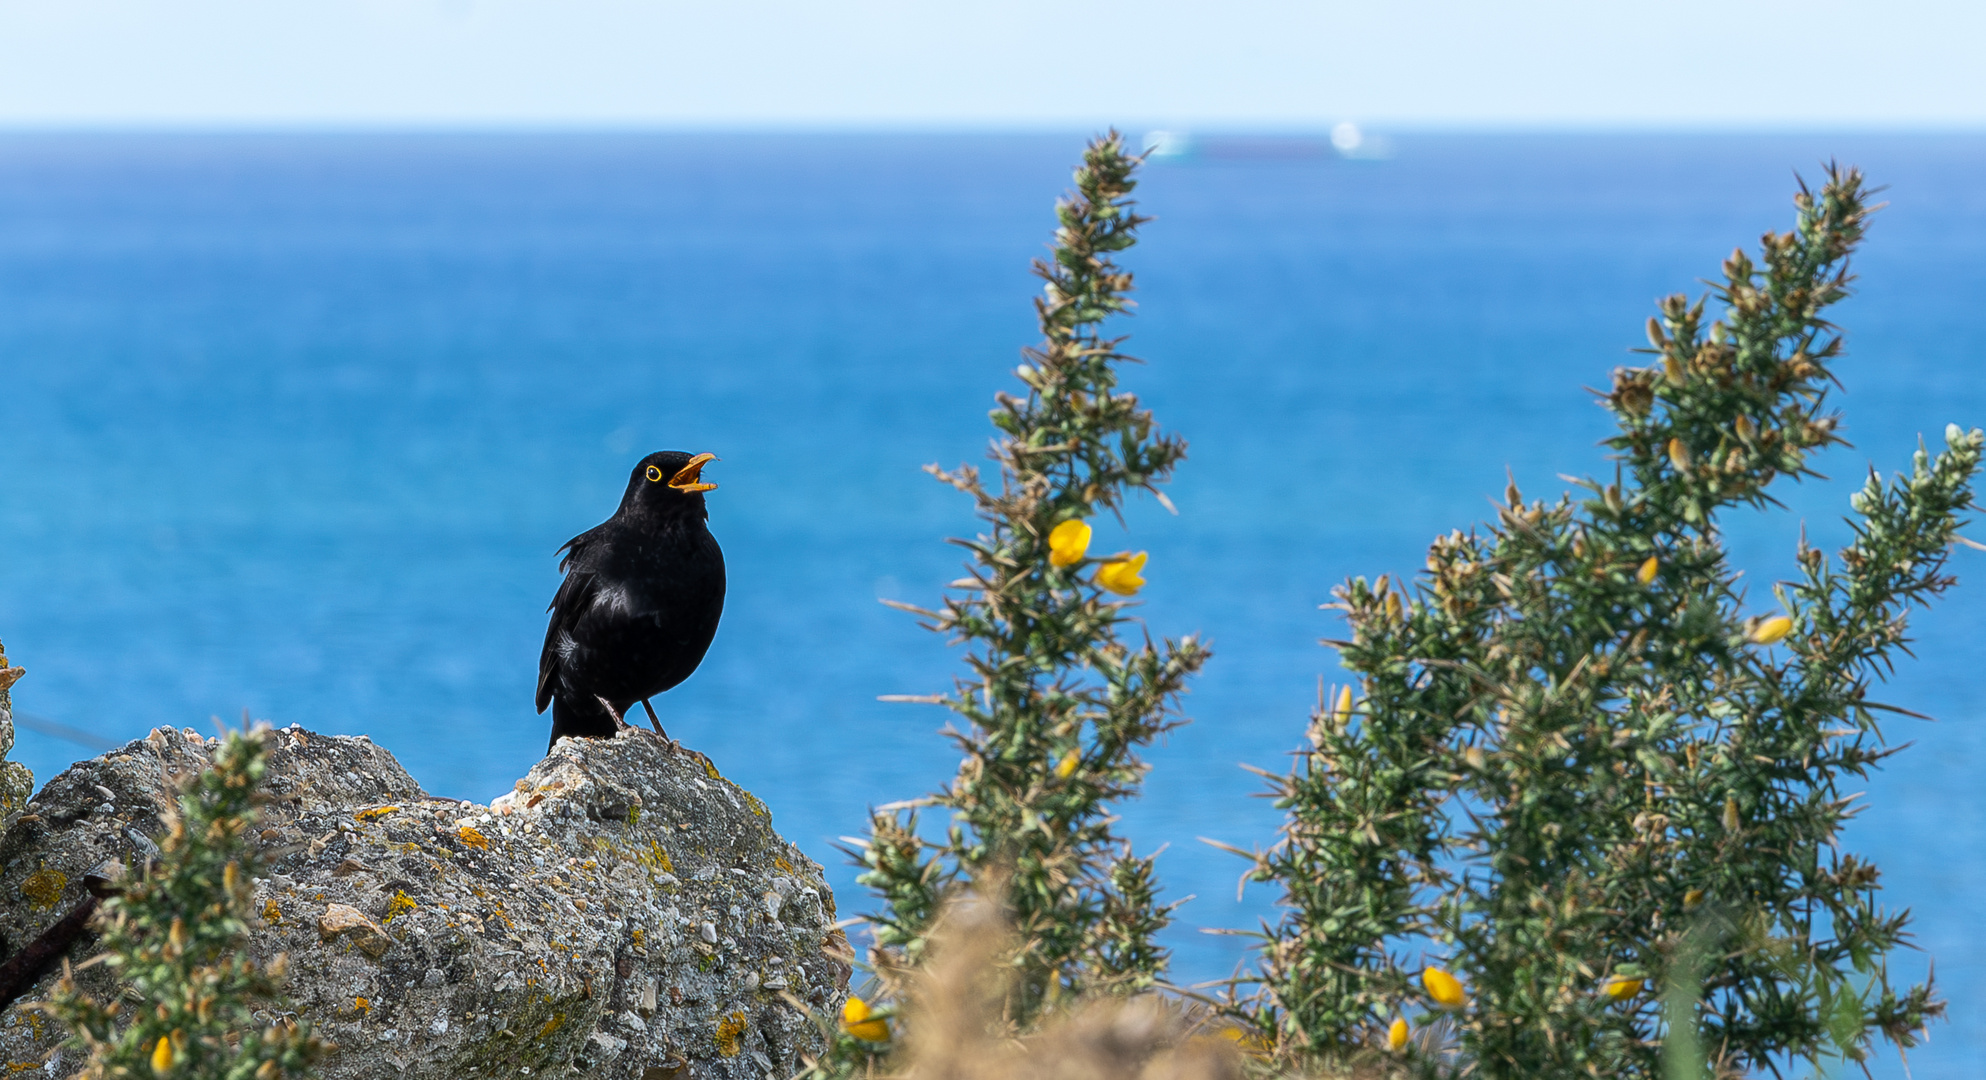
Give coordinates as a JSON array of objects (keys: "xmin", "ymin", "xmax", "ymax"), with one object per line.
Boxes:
[
  {"xmin": 1422, "ymin": 966, "xmax": 1466, "ymax": 1008},
  {"xmin": 1054, "ymin": 749, "xmax": 1079, "ymax": 779},
  {"xmin": 1668, "ymin": 437, "xmax": 1692, "ymax": 471},
  {"xmin": 1636, "ymin": 556, "xmax": 1659, "ymax": 586},
  {"xmin": 1047, "ymin": 519, "xmax": 1092, "ymax": 567},
  {"xmin": 1750, "ymin": 615, "xmax": 1793, "ymax": 645},
  {"xmin": 1332, "ymin": 685, "xmax": 1354, "ymax": 726},
  {"xmin": 1722, "ymin": 796, "xmax": 1742, "ymax": 833},
  {"xmin": 151, "ymin": 1036, "xmax": 174, "ymax": 1076},
  {"xmin": 1683, "ymin": 888, "xmax": 1705, "ymax": 909},
  {"xmin": 841, "ymin": 996, "xmax": 890, "ymax": 1042},
  {"xmin": 1094, "ymin": 552, "xmax": 1148, "ymax": 595},
  {"xmin": 1388, "ymin": 1017, "xmax": 1410, "ymax": 1051},
  {"xmin": 1603, "ymin": 976, "xmax": 1644, "ymax": 1001},
  {"xmin": 1384, "ymin": 592, "xmax": 1403, "ymax": 622}
]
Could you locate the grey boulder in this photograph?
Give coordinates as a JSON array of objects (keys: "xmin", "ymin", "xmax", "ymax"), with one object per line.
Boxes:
[{"xmin": 0, "ymin": 725, "xmax": 850, "ymax": 1079}]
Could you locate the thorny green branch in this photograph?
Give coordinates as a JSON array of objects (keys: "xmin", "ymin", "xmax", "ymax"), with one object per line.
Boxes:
[{"xmin": 1242, "ymin": 165, "xmax": 1971, "ymax": 1080}]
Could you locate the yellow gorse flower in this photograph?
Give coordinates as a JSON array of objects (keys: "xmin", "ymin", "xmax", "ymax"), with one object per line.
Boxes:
[
  {"xmin": 1387, "ymin": 1017, "xmax": 1410, "ymax": 1051},
  {"xmin": 1054, "ymin": 749, "xmax": 1080, "ymax": 779},
  {"xmin": 1751, "ymin": 615, "xmax": 1794, "ymax": 645},
  {"xmin": 841, "ymin": 996, "xmax": 891, "ymax": 1043},
  {"xmin": 1331, "ymin": 685, "xmax": 1354, "ymax": 726},
  {"xmin": 1047, "ymin": 519, "xmax": 1092, "ymax": 567},
  {"xmin": 1422, "ymin": 966, "xmax": 1466, "ymax": 1008},
  {"xmin": 1637, "ymin": 556, "xmax": 1659, "ymax": 585},
  {"xmin": 1603, "ymin": 976, "xmax": 1644, "ymax": 1001},
  {"xmin": 1095, "ymin": 552, "xmax": 1148, "ymax": 595},
  {"xmin": 1216, "ymin": 1026, "xmax": 1270, "ymax": 1057},
  {"xmin": 1668, "ymin": 437, "xmax": 1692, "ymax": 471},
  {"xmin": 150, "ymin": 1036, "xmax": 174, "ymax": 1076}
]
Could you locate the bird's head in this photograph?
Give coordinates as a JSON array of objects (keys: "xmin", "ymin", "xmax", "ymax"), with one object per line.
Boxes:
[{"xmin": 624, "ymin": 451, "xmax": 719, "ymax": 517}]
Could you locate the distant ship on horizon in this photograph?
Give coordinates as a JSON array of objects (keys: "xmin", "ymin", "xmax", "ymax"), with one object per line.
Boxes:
[{"xmin": 1143, "ymin": 122, "xmax": 1394, "ymax": 162}]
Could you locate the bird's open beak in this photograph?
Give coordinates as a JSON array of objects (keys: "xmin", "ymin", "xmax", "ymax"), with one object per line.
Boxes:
[{"xmin": 668, "ymin": 453, "xmax": 719, "ymax": 494}]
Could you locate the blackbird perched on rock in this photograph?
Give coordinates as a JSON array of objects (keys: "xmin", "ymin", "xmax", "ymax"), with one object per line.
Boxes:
[{"xmin": 537, "ymin": 451, "xmax": 725, "ymax": 750}]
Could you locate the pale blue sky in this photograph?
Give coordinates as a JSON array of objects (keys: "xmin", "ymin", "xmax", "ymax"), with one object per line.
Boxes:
[{"xmin": 0, "ymin": 0, "xmax": 1981, "ymax": 128}]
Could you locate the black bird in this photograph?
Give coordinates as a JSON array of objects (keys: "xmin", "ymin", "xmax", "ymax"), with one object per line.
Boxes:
[{"xmin": 537, "ymin": 450, "xmax": 726, "ymax": 750}]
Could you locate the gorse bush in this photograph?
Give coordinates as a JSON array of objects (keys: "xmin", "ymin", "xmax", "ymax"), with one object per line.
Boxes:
[
  {"xmin": 826, "ymin": 131, "xmax": 1208, "ymax": 1071},
  {"xmin": 45, "ymin": 728, "xmax": 321, "ymax": 1080},
  {"xmin": 1239, "ymin": 167, "xmax": 1973, "ymax": 1078}
]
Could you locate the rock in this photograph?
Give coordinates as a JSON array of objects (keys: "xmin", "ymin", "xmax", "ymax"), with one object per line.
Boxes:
[
  {"xmin": 0, "ymin": 644, "xmax": 31, "ymax": 824},
  {"xmin": 320, "ymin": 902, "xmax": 394, "ymax": 958},
  {"xmin": 0, "ymin": 725, "xmax": 851, "ymax": 1079}
]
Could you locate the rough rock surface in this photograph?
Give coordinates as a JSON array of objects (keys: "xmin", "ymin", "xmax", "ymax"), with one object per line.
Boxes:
[
  {"xmin": 0, "ymin": 644, "xmax": 31, "ymax": 822},
  {"xmin": 0, "ymin": 725, "xmax": 850, "ymax": 1079}
]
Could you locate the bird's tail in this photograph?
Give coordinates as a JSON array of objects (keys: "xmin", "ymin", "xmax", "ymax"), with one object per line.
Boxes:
[{"xmin": 548, "ymin": 695, "xmax": 620, "ymax": 752}]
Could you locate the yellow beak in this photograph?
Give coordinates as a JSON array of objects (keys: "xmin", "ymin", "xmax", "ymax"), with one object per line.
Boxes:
[{"xmin": 668, "ymin": 453, "xmax": 719, "ymax": 493}]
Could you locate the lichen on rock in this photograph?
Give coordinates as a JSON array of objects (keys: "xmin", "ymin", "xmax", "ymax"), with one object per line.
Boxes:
[
  {"xmin": 0, "ymin": 641, "xmax": 31, "ymax": 825},
  {"xmin": 0, "ymin": 725, "xmax": 849, "ymax": 1079}
]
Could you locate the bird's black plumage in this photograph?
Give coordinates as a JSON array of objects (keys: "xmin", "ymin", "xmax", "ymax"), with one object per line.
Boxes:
[{"xmin": 537, "ymin": 450, "xmax": 726, "ymax": 750}]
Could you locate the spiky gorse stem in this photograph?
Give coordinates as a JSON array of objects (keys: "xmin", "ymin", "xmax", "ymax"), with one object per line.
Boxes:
[
  {"xmin": 44, "ymin": 728, "xmax": 321, "ymax": 1080},
  {"xmin": 1243, "ymin": 167, "xmax": 1969, "ymax": 1078},
  {"xmin": 848, "ymin": 131, "xmax": 1208, "ymax": 1034}
]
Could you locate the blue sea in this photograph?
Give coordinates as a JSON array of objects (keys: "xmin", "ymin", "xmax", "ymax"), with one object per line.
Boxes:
[{"xmin": 2, "ymin": 132, "xmax": 1982, "ymax": 1076}]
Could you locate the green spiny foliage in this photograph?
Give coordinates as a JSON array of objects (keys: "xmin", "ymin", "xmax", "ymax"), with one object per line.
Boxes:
[
  {"xmin": 845, "ymin": 130, "xmax": 1208, "ymax": 1039},
  {"xmin": 44, "ymin": 727, "xmax": 322, "ymax": 1080},
  {"xmin": 1241, "ymin": 167, "xmax": 1969, "ymax": 1078}
]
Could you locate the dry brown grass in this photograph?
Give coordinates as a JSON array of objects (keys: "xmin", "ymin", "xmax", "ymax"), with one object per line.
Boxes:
[{"xmin": 877, "ymin": 893, "xmax": 1244, "ymax": 1080}]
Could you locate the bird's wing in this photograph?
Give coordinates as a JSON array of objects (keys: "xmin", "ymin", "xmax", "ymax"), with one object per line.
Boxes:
[{"xmin": 535, "ymin": 533, "xmax": 599, "ymax": 714}]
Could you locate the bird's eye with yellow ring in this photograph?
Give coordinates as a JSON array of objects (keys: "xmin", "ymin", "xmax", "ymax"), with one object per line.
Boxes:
[{"xmin": 645, "ymin": 465, "xmax": 664, "ymax": 482}]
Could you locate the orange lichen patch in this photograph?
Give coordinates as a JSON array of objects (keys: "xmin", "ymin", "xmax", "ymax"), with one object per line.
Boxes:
[
  {"xmin": 637, "ymin": 841, "xmax": 675, "ymax": 875},
  {"xmin": 20, "ymin": 869, "xmax": 66, "ymax": 910},
  {"xmin": 457, "ymin": 825, "xmax": 490, "ymax": 851},
  {"xmin": 262, "ymin": 899, "xmax": 283, "ymax": 926},
  {"xmin": 741, "ymin": 791, "xmax": 770, "ymax": 818},
  {"xmin": 772, "ymin": 855, "xmax": 793, "ymax": 874},
  {"xmin": 536, "ymin": 1013, "xmax": 566, "ymax": 1040},
  {"xmin": 355, "ymin": 806, "xmax": 399, "ymax": 823},
  {"xmin": 714, "ymin": 1012, "xmax": 748, "ymax": 1056},
  {"xmin": 382, "ymin": 890, "xmax": 419, "ymax": 924},
  {"xmin": 355, "ymin": 997, "xmax": 371, "ymax": 1014},
  {"xmin": 631, "ymin": 929, "xmax": 647, "ymax": 949},
  {"xmin": 701, "ymin": 758, "xmax": 722, "ymax": 781}
]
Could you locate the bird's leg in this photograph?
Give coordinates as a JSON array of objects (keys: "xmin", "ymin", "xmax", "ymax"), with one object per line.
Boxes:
[
  {"xmin": 639, "ymin": 698, "xmax": 670, "ymax": 741},
  {"xmin": 594, "ymin": 694, "xmax": 629, "ymax": 731}
]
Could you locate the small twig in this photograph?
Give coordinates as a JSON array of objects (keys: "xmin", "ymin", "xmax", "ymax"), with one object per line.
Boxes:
[{"xmin": 0, "ymin": 895, "xmax": 99, "ymax": 1012}]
